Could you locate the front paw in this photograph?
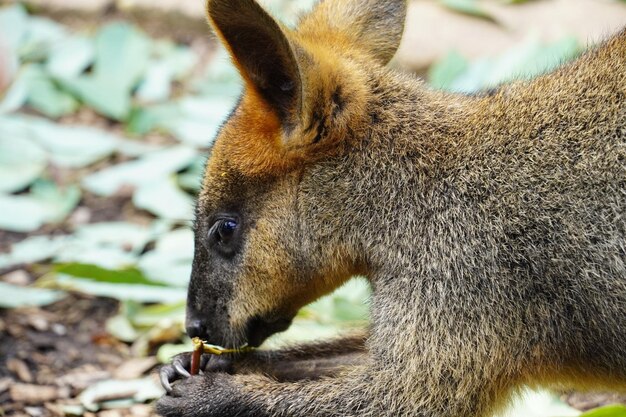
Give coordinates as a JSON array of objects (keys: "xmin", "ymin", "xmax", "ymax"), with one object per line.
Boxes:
[
  {"xmin": 160, "ymin": 353, "xmax": 234, "ymax": 392},
  {"xmin": 156, "ymin": 373, "xmax": 252, "ymax": 417}
]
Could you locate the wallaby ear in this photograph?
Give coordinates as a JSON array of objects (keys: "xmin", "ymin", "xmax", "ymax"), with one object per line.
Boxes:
[
  {"xmin": 298, "ymin": 0, "xmax": 407, "ymax": 65},
  {"xmin": 206, "ymin": 0, "xmax": 301, "ymax": 124}
]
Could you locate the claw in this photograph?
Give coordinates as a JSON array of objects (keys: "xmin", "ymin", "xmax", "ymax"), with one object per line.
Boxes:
[
  {"xmin": 173, "ymin": 356, "xmax": 191, "ymax": 378},
  {"xmin": 159, "ymin": 366, "xmax": 176, "ymax": 393}
]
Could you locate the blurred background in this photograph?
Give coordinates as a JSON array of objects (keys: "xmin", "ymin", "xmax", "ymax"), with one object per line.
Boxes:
[{"xmin": 0, "ymin": 0, "xmax": 625, "ymax": 416}]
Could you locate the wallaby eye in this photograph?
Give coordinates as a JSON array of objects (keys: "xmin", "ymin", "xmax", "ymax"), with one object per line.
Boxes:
[
  {"xmin": 217, "ymin": 219, "xmax": 238, "ymax": 243},
  {"xmin": 207, "ymin": 217, "xmax": 240, "ymax": 256}
]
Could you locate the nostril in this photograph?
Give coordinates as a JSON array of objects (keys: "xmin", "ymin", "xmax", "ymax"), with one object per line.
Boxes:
[{"xmin": 186, "ymin": 319, "xmax": 204, "ymax": 339}]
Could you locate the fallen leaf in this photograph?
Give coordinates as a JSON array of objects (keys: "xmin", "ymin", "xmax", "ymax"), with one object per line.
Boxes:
[
  {"xmin": 0, "ymin": 114, "xmax": 119, "ymax": 168},
  {"xmin": 113, "ymin": 357, "xmax": 158, "ymax": 380},
  {"xmin": 105, "ymin": 313, "xmax": 139, "ymax": 343},
  {"xmin": 0, "ymin": 235, "xmax": 71, "ymax": 269},
  {"xmin": 0, "ymin": 126, "xmax": 47, "ymax": 193},
  {"xmin": 0, "ymin": 181, "xmax": 80, "ymax": 232},
  {"xmin": 78, "ymin": 377, "xmax": 164, "ymax": 411},
  {"xmin": 9, "ymin": 383, "xmax": 68, "ymax": 404},
  {"xmin": 0, "ymin": 282, "xmax": 66, "ymax": 309},
  {"xmin": 23, "ymin": 64, "xmax": 79, "ymax": 118},
  {"xmin": 50, "ymin": 274, "xmax": 186, "ymax": 303},
  {"xmin": 7, "ymin": 358, "xmax": 33, "ymax": 382},
  {"xmin": 438, "ymin": 0, "xmax": 498, "ymax": 23},
  {"xmin": 46, "ymin": 36, "xmax": 94, "ymax": 79},
  {"xmin": 19, "ymin": 16, "xmax": 67, "ymax": 62},
  {"xmin": 59, "ymin": 23, "xmax": 151, "ymax": 120},
  {"xmin": 156, "ymin": 342, "xmax": 189, "ymax": 364},
  {"xmin": 82, "ymin": 145, "xmax": 196, "ymax": 196},
  {"xmin": 137, "ymin": 228, "xmax": 193, "ymax": 286},
  {"xmin": 133, "ymin": 178, "xmax": 194, "ymax": 220}
]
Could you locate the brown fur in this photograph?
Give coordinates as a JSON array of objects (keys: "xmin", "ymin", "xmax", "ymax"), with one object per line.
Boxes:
[{"xmin": 157, "ymin": 0, "xmax": 626, "ymax": 415}]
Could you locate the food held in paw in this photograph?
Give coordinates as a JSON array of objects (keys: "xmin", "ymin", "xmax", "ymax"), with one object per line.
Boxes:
[{"xmin": 189, "ymin": 337, "xmax": 255, "ymax": 375}]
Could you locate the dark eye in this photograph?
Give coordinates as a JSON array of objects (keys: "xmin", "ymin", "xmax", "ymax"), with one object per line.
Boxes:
[
  {"xmin": 217, "ymin": 219, "xmax": 238, "ymax": 243},
  {"xmin": 208, "ymin": 217, "xmax": 240, "ymax": 254}
]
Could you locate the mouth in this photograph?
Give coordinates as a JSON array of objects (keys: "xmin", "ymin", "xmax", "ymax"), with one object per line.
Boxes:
[{"xmin": 244, "ymin": 315, "xmax": 293, "ymax": 347}]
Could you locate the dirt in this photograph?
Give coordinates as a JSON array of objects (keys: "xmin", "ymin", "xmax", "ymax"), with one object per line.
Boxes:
[{"xmin": 0, "ymin": 293, "xmax": 164, "ymax": 417}]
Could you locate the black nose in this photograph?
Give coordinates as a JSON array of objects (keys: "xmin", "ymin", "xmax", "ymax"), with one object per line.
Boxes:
[{"xmin": 186, "ymin": 319, "xmax": 205, "ymax": 339}]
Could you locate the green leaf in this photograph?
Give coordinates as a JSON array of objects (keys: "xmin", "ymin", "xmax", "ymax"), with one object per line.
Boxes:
[
  {"xmin": 157, "ymin": 342, "xmax": 190, "ymax": 363},
  {"xmin": 0, "ymin": 67, "xmax": 30, "ymax": 114},
  {"xmin": 126, "ymin": 106, "xmax": 162, "ymax": 135},
  {"xmin": 0, "ymin": 221, "xmax": 165, "ymax": 270},
  {"xmin": 53, "ymin": 263, "xmax": 168, "ymax": 287},
  {"xmin": 304, "ymin": 278, "xmax": 370, "ymax": 324},
  {"xmin": 0, "ymin": 282, "xmax": 66, "ymax": 309},
  {"xmin": 137, "ymin": 228, "xmax": 193, "ymax": 286},
  {"xmin": 24, "ymin": 64, "xmax": 79, "ymax": 118},
  {"xmin": 0, "ymin": 114, "xmax": 119, "ymax": 167},
  {"xmin": 0, "ymin": 129, "xmax": 46, "ymax": 193},
  {"xmin": 135, "ymin": 42, "xmax": 196, "ymax": 103},
  {"xmin": 61, "ymin": 76, "xmax": 131, "ymax": 121},
  {"xmin": 54, "ymin": 246, "xmax": 138, "ymax": 270},
  {"xmin": 177, "ymin": 156, "xmax": 205, "ymax": 193},
  {"xmin": 136, "ymin": 61, "xmax": 173, "ymax": 103},
  {"xmin": 73, "ymin": 222, "xmax": 154, "ymax": 254},
  {"xmin": 160, "ymin": 96, "xmax": 236, "ymax": 146},
  {"xmin": 0, "ymin": 4, "xmax": 29, "ymax": 52},
  {"xmin": 133, "ymin": 178, "xmax": 194, "ymax": 220},
  {"xmin": 429, "ymin": 36, "xmax": 582, "ymax": 93},
  {"xmin": 265, "ymin": 321, "xmax": 345, "ymax": 347},
  {"xmin": 93, "ymin": 23, "xmax": 151, "ymax": 89},
  {"xmin": 428, "ymin": 50, "xmax": 468, "ymax": 90},
  {"xmin": 59, "ymin": 23, "xmax": 151, "ymax": 120},
  {"xmin": 438, "ymin": 0, "xmax": 497, "ymax": 23},
  {"xmin": 0, "ymin": 5, "xmax": 25, "ymax": 112},
  {"xmin": 0, "ymin": 181, "xmax": 80, "ymax": 232},
  {"xmin": 198, "ymin": 47, "xmax": 240, "ymax": 85},
  {"xmin": 131, "ymin": 302, "xmax": 186, "ymax": 327},
  {"xmin": 581, "ymin": 405, "xmax": 626, "ymax": 417},
  {"xmin": 0, "ymin": 235, "xmax": 71, "ymax": 269},
  {"xmin": 19, "ymin": 16, "xmax": 67, "ymax": 62},
  {"xmin": 82, "ymin": 145, "xmax": 196, "ymax": 196},
  {"xmin": 50, "ymin": 274, "xmax": 187, "ymax": 303},
  {"xmin": 46, "ymin": 36, "xmax": 94, "ymax": 79},
  {"xmin": 105, "ymin": 314, "xmax": 139, "ymax": 342}
]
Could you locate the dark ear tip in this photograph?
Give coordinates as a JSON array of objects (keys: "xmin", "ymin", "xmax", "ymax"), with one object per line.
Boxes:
[
  {"xmin": 205, "ymin": 0, "xmax": 232, "ymax": 19},
  {"xmin": 206, "ymin": 0, "xmax": 257, "ymax": 16}
]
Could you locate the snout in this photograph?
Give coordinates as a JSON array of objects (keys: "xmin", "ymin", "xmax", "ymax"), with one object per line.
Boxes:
[
  {"xmin": 185, "ymin": 310, "xmax": 293, "ymax": 348},
  {"xmin": 185, "ymin": 307, "xmax": 229, "ymax": 345},
  {"xmin": 185, "ymin": 318, "xmax": 206, "ymax": 339}
]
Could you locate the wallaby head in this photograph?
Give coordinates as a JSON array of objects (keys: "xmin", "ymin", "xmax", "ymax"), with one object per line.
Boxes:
[{"xmin": 186, "ymin": 0, "xmax": 407, "ymax": 347}]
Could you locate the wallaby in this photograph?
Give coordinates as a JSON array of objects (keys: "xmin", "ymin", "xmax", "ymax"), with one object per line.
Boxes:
[{"xmin": 156, "ymin": 0, "xmax": 626, "ymax": 415}]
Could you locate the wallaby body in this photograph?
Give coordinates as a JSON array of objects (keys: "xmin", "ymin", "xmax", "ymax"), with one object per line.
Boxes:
[{"xmin": 157, "ymin": 0, "xmax": 626, "ymax": 415}]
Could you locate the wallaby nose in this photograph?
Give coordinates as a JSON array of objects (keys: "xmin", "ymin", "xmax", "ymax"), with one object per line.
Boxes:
[{"xmin": 186, "ymin": 319, "xmax": 205, "ymax": 339}]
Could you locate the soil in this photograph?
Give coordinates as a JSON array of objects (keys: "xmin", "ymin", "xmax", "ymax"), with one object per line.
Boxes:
[{"xmin": 0, "ymin": 294, "xmax": 162, "ymax": 417}]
